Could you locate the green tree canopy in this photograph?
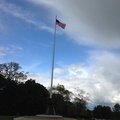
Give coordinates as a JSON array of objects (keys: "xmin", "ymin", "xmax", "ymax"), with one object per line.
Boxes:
[
  {"xmin": 0, "ymin": 62, "xmax": 27, "ymax": 81},
  {"xmin": 0, "ymin": 62, "xmax": 91, "ymax": 118},
  {"xmin": 113, "ymin": 103, "xmax": 120, "ymax": 112},
  {"xmin": 0, "ymin": 75, "xmax": 49, "ymax": 115},
  {"xmin": 52, "ymin": 84, "xmax": 72, "ymax": 101},
  {"xmin": 52, "ymin": 84, "xmax": 90, "ymax": 118},
  {"xmin": 93, "ymin": 105, "xmax": 112, "ymax": 119}
]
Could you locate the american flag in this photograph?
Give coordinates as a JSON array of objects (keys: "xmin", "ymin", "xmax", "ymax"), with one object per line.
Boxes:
[{"xmin": 56, "ymin": 19, "xmax": 66, "ymax": 29}]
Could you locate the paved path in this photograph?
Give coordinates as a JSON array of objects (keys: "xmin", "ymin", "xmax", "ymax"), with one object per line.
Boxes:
[{"xmin": 14, "ymin": 115, "xmax": 76, "ymax": 120}]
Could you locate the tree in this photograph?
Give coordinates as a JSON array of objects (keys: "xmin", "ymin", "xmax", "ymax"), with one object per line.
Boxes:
[
  {"xmin": 16, "ymin": 79, "xmax": 49, "ymax": 115},
  {"xmin": 93, "ymin": 105, "xmax": 112, "ymax": 119},
  {"xmin": 80, "ymin": 109, "xmax": 91, "ymax": 119},
  {"xmin": 62, "ymin": 101, "xmax": 76, "ymax": 118},
  {"xmin": 0, "ymin": 62, "xmax": 27, "ymax": 81},
  {"xmin": 73, "ymin": 88, "xmax": 90, "ymax": 118},
  {"xmin": 112, "ymin": 103, "xmax": 120, "ymax": 119},
  {"xmin": 52, "ymin": 93, "xmax": 64, "ymax": 115},
  {"xmin": 52, "ymin": 84, "xmax": 72, "ymax": 101},
  {"xmin": 51, "ymin": 84, "xmax": 73, "ymax": 116},
  {"xmin": 52, "ymin": 84, "xmax": 90, "ymax": 118},
  {"xmin": 113, "ymin": 103, "xmax": 120, "ymax": 112},
  {"xmin": 0, "ymin": 76, "xmax": 49, "ymax": 115},
  {"xmin": 0, "ymin": 74, "xmax": 18, "ymax": 115},
  {"xmin": 52, "ymin": 84, "xmax": 78, "ymax": 117},
  {"xmin": 73, "ymin": 88, "xmax": 90, "ymax": 102}
]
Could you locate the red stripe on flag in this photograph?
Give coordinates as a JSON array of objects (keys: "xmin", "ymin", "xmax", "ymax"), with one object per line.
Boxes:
[{"xmin": 56, "ymin": 19, "xmax": 66, "ymax": 29}]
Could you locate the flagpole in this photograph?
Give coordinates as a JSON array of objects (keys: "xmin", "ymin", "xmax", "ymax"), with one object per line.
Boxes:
[
  {"xmin": 50, "ymin": 15, "xmax": 57, "ymax": 99},
  {"xmin": 46, "ymin": 16, "xmax": 65, "ymax": 115}
]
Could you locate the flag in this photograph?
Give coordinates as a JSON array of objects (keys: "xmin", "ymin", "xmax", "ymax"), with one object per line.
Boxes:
[{"xmin": 56, "ymin": 19, "xmax": 66, "ymax": 29}]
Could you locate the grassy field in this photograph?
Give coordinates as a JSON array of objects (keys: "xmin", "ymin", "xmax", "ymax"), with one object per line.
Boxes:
[{"xmin": 0, "ymin": 116, "xmax": 17, "ymax": 120}]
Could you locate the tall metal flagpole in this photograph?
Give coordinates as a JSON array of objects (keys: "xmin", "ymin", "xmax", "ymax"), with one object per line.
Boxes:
[
  {"xmin": 46, "ymin": 16, "xmax": 57, "ymax": 115},
  {"xmin": 46, "ymin": 16, "xmax": 65, "ymax": 115},
  {"xmin": 50, "ymin": 15, "xmax": 57, "ymax": 99}
]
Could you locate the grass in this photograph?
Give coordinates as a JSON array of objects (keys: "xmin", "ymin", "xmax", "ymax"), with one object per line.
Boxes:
[{"xmin": 0, "ymin": 116, "xmax": 17, "ymax": 120}]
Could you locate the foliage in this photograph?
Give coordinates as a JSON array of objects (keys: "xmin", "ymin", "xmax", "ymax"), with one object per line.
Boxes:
[
  {"xmin": 72, "ymin": 88, "xmax": 90, "ymax": 118},
  {"xmin": 93, "ymin": 105, "xmax": 112, "ymax": 119},
  {"xmin": 80, "ymin": 109, "xmax": 91, "ymax": 119},
  {"xmin": 52, "ymin": 84, "xmax": 90, "ymax": 118},
  {"xmin": 0, "ymin": 62, "xmax": 91, "ymax": 118},
  {"xmin": 52, "ymin": 84, "xmax": 73, "ymax": 101},
  {"xmin": 52, "ymin": 84, "xmax": 74, "ymax": 117},
  {"xmin": 113, "ymin": 103, "xmax": 120, "ymax": 112},
  {"xmin": 2, "ymin": 63, "xmax": 120, "ymax": 119},
  {"xmin": 73, "ymin": 88, "xmax": 90, "ymax": 102},
  {"xmin": 17, "ymin": 79, "xmax": 49, "ymax": 115},
  {"xmin": 112, "ymin": 103, "xmax": 120, "ymax": 119},
  {"xmin": 92, "ymin": 104, "xmax": 120, "ymax": 119},
  {"xmin": 0, "ymin": 74, "xmax": 49, "ymax": 115},
  {"xmin": 0, "ymin": 62, "xmax": 27, "ymax": 81}
]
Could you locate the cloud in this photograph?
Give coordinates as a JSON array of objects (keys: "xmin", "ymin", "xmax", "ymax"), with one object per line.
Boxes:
[
  {"xmin": 0, "ymin": 45, "xmax": 23, "ymax": 60},
  {"xmin": 27, "ymin": 73, "xmax": 50, "ymax": 87},
  {"xmin": 3, "ymin": 0, "xmax": 119, "ymax": 48},
  {"xmin": 0, "ymin": 1, "xmax": 54, "ymax": 33},
  {"xmin": 28, "ymin": 50, "xmax": 120, "ymax": 108},
  {"xmin": 54, "ymin": 67, "xmax": 67, "ymax": 75},
  {"xmin": 0, "ymin": 46, "xmax": 9, "ymax": 57},
  {"xmin": 7, "ymin": 45, "xmax": 23, "ymax": 55},
  {"xmin": 59, "ymin": 52, "xmax": 120, "ymax": 108},
  {"xmin": 10, "ymin": 45, "xmax": 23, "ymax": 50},
  {"xmin": 25, "ymin": 1, "xmax": 120, "ymax": 107},
  {"xmin": 1, "ymin": 0, "xmax": 119, "ymax": 109},
  {"xmin": 28, "ymin": 0, "xmax": 120, "ymax": 49},
  {"xmin": 88, "ymin": 51, "xmax": 120, "ymax": 108}
]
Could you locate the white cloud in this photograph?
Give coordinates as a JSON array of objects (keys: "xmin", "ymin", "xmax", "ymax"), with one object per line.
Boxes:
[
  {"xmin": 0, "ymin": 1, "xmax": 54, "ymax": 33},
  {"xmin": 2, "ymin": 0, "xmax": 120, "ymax": 48},
  {"xmin": 26, "ymin": 1, "xmax": 120, "ymax": 107},
  {"xmin": 27, "ymin": 51, "xmax": 120, "ymax": 108},
  {"xmin": 0, "ymin": 45, "xmax": 23, "ymax": 60},
  {"xmin": 28, "ymin": 0, "xmax": 120, "ymax": 49},
  {"xmin": 10, "ymin": 45, "xmax": 23, "ymax": 50},
  {"xmin": 1, "ymin": 0, "xmax": 120, "ymax": 109},
  {"xmin": 0, "ymin": 46, "xmax": 9, "ymax": 58},
  {"xmin": 27, "ymin": 73, "xmax": 50, "ymax": 87},
  {"xmin": 54, "ymin": 67, "xmax": 67, "ymax": 75},
  {"xmin": 89, "ymin": 51, "xmax": 120, "ymax": 103}
]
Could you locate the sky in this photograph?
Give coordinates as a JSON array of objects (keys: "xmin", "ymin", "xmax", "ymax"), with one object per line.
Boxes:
[{"xmin": 0, "ymin": 0, "xmax": 120, "ymax": 109}]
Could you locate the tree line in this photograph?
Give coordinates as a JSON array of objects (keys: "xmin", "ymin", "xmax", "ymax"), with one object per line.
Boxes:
[
  {"xmin": 0, "ymin": 62, "xmax": 90, "ymax": 118},
  {"xmin": 0, "ymin": 62, "xmax": 120, "ymax": 119}
]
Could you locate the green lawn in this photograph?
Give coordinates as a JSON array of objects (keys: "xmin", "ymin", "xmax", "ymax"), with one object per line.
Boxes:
[{"xmin": 0, "ymin": 116, "xmax": 17, "ymax": 120}]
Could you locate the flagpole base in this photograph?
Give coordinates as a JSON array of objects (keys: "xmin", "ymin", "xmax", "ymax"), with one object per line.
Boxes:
[{"xmin": 46, "ymin": 98, "xmax": 56, "ymax": 115}]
